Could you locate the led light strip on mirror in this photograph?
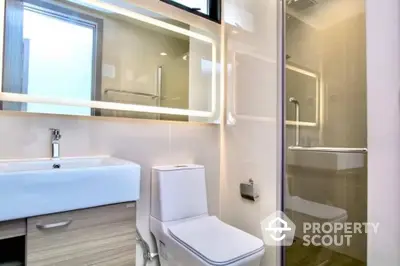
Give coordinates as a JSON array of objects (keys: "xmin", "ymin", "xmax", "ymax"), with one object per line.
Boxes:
[
  {"xmin": 285, "ymin": 64, "xmax": 319, "ymax": 127},
  {"xmin": 0, "ymin": 92, "xmax": 213, "ymax": 117},
  {"xmin": 0, "ymin": 0, "xmax": 218, "ymax": 118}
]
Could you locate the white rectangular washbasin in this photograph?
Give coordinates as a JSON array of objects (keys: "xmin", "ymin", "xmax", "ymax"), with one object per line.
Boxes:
[{"xmin": 0, "ymin": 156, "xmax": 140, "ymax": 222}]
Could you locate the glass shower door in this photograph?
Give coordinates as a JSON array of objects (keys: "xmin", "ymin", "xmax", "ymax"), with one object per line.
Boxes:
[{"xmin": 284, "ymin": 0, "xmax": 367, "ymax": 265}]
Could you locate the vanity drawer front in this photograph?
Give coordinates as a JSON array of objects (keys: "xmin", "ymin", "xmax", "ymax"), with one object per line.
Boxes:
[{"xmin": 26, "ymin": 202, "xmax": 136, "ymax": 266}]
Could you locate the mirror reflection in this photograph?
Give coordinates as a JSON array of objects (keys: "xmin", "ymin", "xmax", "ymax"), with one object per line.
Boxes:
[
  {"xmin": 286, "ymin": 64, "xmax": 318, "ymax": 125},
  {"xmin": 1, "ymin": 0, "xmax": 215, "ymax": 122}
]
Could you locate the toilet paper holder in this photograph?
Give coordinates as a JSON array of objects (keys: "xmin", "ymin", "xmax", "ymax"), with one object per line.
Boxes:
[{"xmin": 240, "ymin": 179, "xmax": 259, "ymax": 202}]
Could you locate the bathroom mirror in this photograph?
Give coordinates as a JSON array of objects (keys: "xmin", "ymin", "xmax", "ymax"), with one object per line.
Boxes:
[
  {"xmin": 286, "ymin": 64, "xmax": 319, "ymax": 126},
  {"xmin": 0, "ymin": 0, "xmax": 218, "ymax": 123}
]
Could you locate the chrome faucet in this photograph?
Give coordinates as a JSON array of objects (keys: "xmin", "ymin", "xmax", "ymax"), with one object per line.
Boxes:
[{"xmin": 50, "ymin": 128, "xmax": 62, "ymax": 159}]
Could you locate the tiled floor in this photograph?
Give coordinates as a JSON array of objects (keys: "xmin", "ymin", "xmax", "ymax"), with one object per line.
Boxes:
[{"xmin": 286, "ymin": 239, "xmax": 365, "ymax": 266}]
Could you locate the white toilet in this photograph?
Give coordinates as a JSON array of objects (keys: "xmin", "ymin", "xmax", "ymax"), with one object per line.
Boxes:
[{"xmin": 150, "ymin": 165, "xmax": 265, "ymax": 266}]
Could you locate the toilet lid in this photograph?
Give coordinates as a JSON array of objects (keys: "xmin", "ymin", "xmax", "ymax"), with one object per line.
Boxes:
[
  {"xmin": 286, "ymin": 196, "xmax": 348, "ymax": 220},
  {"xmin": 168, "ymin": 216, "xmax": 264, "ymax": 266}
]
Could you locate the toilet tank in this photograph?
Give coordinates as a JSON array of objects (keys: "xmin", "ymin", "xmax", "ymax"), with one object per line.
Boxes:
[{"xmin": 151, "ymin": 165, "xmax": 208, "ymax": 222}]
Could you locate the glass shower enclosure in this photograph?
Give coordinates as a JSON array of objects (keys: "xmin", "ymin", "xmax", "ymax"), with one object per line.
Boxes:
[{"xmin": 284, "ymin": 0, "xmax": 367, "ymax": 265}]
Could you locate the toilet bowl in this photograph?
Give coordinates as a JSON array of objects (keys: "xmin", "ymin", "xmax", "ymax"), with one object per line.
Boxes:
[
  {"xmin": 284, "ymin": 177, "xmax": 348, "ymax": 239},
  {"xmin": 150, "ymin": 165, "xmax": 265, "ymax": 266},
  {"xmin": 286, "ymin": 196, "xmax": 348, "ymax": 238}
]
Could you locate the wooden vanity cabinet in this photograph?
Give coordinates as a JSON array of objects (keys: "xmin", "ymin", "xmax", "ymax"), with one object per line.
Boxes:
[{"xmin": 25, "ymin": 202, "xmax": 137, "ymax": 266}]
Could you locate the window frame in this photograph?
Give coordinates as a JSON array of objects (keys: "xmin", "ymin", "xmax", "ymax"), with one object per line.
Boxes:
[{"xmin": 160, "ymin": 0, "xmax": 221, "ymax": 23}]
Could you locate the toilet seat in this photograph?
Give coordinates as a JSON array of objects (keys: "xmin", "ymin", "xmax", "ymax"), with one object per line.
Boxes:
[
  {"xmin": 286, "ymin": 196, "xmax": 348, "ymax": 221},
  {"xmin": 168, "ymin": 216, "xmax": 265, "ymax": 266}
]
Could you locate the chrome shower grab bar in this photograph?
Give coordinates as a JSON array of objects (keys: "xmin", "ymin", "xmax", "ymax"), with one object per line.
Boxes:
[
  {"xmin": 289, "ymin": 97, "xmax": 300, "ymax": 146},
  {"xmin": 104, "ymin": 89, "xmax": 159, "ymax": 99},
  {"xmin": 157, "ymin": 66, "xmax": 162, "ymax": 105},
  {"xmin": 288, "ymin": 146, "xmax": 368, "ymax": 153},
  {"xmin": 156, "ymin": 66, "xmax": 163, "ymax": 119}
]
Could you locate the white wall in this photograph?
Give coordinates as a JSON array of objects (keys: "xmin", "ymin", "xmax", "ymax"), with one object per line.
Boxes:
[
  {"xmin": 0, "ymin": 111, "xmax": 220, "ymax": 265},
  {"xmin": 221, "ymin": 0, "xmax": 281, "ymax": 265},
  {"xmin": 366, "ymin": 0, "xmax": 400, "ymax": 265}
]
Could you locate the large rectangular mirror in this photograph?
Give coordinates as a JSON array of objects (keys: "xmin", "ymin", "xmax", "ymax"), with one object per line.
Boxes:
[{"xmin": 0, "ymin": 0, "xmax": 218, "ymax": 123}]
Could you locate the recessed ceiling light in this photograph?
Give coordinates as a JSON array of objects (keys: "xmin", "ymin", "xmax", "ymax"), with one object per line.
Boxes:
[{"xmin": 160, "ymin": 52, "xmax": 167, "ymax": 56}]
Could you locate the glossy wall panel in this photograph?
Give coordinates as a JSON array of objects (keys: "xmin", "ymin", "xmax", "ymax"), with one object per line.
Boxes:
[
  {"xmin": 366, "ymin": 0, "xmax": 400, "ymax": 265},
  {"xmin": 221, "ymin": 0, "xmax": 281, "ymax": 266}
]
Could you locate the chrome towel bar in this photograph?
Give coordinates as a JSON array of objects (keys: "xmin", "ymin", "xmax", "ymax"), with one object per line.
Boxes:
[{"xmin": 104, "ymin": 89, "xmax": 159, "ymax": 99}]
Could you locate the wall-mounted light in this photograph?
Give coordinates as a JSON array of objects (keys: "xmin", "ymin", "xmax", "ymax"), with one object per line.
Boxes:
[
  {"xmin": 182, "ymin": 55, "xmax": 188, "ymax": 60},
  {"xmin": 160, "ymin": 52, "xmax": 168, "ymax": 56}
]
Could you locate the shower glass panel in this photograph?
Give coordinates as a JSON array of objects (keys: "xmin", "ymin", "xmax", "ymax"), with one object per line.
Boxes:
[{"xmin": 284, "ymin": 0, "xmax": 367, "ymax": 265}]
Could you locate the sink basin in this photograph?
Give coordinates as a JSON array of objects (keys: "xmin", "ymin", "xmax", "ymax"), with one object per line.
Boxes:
[
  {"xmin": 0, "ymin": 156, "xmax": 140, "ymax": 222},
  {"xmin": 287, "ymin": 148, "xmax": 365, "ymax": 170}
]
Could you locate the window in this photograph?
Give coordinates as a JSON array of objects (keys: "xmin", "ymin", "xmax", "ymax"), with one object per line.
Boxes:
[
  {"xmin": 161, "ymin": 0, "xmax": 220, "ymax": 23},
  {"xmin": 169, "ymin": 0, "xmax": 208, "ymax": 14},
  {"xmin": 2, "ymin": 0, "xmax": 103, "ymax": 115}
]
